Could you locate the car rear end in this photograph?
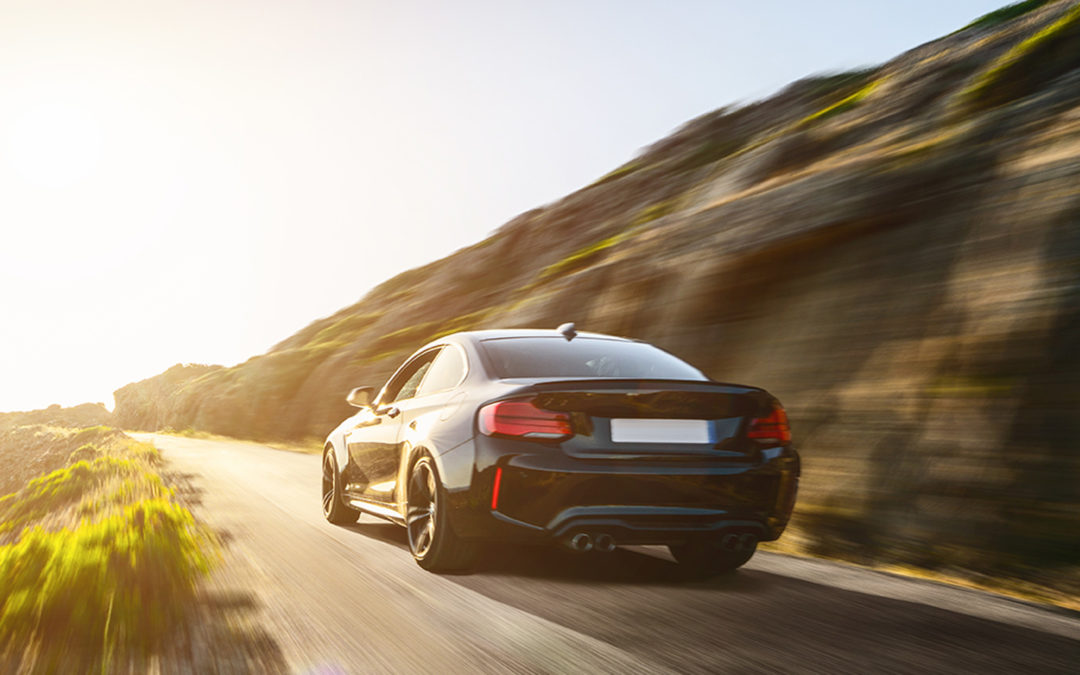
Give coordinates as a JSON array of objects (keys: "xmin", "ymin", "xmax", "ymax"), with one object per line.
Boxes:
[{"xmin": 454, "ymin": 335, "xmax": 799, "ymax": 552}]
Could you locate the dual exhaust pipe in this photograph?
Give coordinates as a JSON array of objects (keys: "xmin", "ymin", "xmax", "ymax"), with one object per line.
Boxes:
[
  {"xmin": 721, "ymin": 532, "xmax": 758, "ymax": 552},
  {"xmin": 565, "ymin": 531, "xmax": 757, "ymax": 554},
  {"xmin": 566, "ymin": 532, "xmax": 616, "ymax": 553}
]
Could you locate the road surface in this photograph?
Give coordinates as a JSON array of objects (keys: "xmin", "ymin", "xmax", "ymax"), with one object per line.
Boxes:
[{"xmin": 134, "ymin": 433, "xmax": 1080, "ymax": 674}]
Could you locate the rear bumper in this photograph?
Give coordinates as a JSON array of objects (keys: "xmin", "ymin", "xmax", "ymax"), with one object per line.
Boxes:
[
  {"xmin": 492, "ymin": 507, "xmax": 773, "ymax": 546},
  {"xmin": 445, "ymin": 437, "xmax": 799, "ymax": 545}
]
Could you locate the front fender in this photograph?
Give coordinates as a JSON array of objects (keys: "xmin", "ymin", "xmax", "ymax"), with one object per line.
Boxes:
[{"xmin": 324, "ymin": 420, "xmax": 352, "ymax": 469}]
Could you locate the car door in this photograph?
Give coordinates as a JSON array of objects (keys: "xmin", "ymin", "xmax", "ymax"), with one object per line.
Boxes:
[
  {"xmin": 396, "ymin": 343, "xmax": 469, "ymax": 461},
  {"xmin": 344, "ymin": 349, "xmax": 440, "ymax": 504}
]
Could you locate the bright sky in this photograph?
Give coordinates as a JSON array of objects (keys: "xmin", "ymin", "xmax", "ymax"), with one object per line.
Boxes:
[{"xmin": 0, "ymin": 0, "xmax": 1012, "ymax": 412}]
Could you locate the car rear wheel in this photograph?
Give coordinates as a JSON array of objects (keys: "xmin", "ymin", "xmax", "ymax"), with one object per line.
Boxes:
[
  {"xmin": 407, "ymin": 454, "xmax": 475, "ymax": 572},
  {"xmin": 669, "ymin": 536, "xmax": 756, "ymax": 578},
  {"xmin": 322, "ymin": 450, "xmax": 360, "ymax": 524}
]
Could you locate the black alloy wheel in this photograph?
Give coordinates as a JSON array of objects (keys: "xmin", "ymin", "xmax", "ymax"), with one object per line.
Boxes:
[
  {"xmin": 406, "ymin": 457, "xmax": 438, "ymax": 558},
  {"xmin": 406, "ymin": 455, "xmax": 476, "ymax": 572},
  {"xmin": 322, "ymin": 450, "xmax": 360, "ymax": 524}
]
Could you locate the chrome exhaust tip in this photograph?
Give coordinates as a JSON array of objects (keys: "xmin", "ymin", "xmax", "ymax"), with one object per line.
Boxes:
[
  {"xmin": 568, "ymin": 532, "xmax": 593, "ymax": 552},
  {"xmin": 594, "ymin": 533, "xmax": 616, "ymax": 553}
]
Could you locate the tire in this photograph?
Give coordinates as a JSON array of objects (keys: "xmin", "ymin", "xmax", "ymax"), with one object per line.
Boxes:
[
  {"xmin": 322, "ymin": 449, "xmax": 360, "ymax": 525},
  {"xmin": 406, "ymin": 454, "xmax": 476, "ymax": 572},
  {"xmin": 669, "ymin": 537, "xmax": 756, "ymax": 579}
]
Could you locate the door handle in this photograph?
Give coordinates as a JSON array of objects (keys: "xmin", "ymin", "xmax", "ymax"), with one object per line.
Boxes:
[{"xmin": 381, "ymin": 406, "xmax": 401, "ymax": 419}]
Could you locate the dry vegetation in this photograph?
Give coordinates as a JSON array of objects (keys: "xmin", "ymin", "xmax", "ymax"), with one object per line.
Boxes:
[{"xmin": 0, "ymin": 422, "xmax": 217, "ymax": 672}]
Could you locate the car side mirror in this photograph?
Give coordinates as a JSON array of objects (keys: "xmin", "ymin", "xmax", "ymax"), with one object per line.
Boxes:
[{"xmin": 346, "ymin": 386, "xmax": 375, "ymax": 408}]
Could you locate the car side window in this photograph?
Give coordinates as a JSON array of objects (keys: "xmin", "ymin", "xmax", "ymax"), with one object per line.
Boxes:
[
  {"xmin": 416, "ymin": 346, "xmax": 466, "ymax": 397},
  {"xmin": 380, "ymin": 350, "xmax": 440, "ymax": 404}
]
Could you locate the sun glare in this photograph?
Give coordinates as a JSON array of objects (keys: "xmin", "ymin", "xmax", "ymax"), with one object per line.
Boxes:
[{"xmin": 4, "ymin": 102, "xmax": 105, "ymax": 189}]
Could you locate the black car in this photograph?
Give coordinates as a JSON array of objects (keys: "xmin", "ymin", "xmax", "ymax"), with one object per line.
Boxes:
[{"xmin": 321, "ymin": 325, "xmax": 799, "ymax": 575}]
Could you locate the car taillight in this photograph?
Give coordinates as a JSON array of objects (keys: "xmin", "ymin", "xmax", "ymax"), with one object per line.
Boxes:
[
  {"xmin": 747, "ymin": 403, "xmax": 792, "ymax": 443},
  {"xmin": 479, "ymin": 399, "xmax": 573, "ymax": 441}
]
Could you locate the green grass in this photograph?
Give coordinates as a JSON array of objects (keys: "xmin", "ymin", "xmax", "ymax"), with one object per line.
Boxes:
[
  {"xmin": 677, "ymin": 138, "xmax": 745, "ymax": 172},
  {"xmin": 0, "ymin": 500, "xmax": 214, "ymax": 668},
  {"xmin": 632, "ymin": 199, "xmax": 679, "ymax": 227},
  {"xmin": 672, "ymin": 69, "xmax": 878, "ymax": 180},
  {"xmin": 588, "ymin": 160, "xmax": 644, "ymax": 187},
  {"xmin": 354, "ymin": 307, "xmax": 495, "ymax": 365},
  {"xmin": 801, "ymin": 79, "xmax": 880, "ymax": 126},
  {"xmin": 925, "ymin": 374, "xmax": 1016, "ymax": 397},
  {"xmin": 0, "ymin": 456, "xmax": 145, "ymax": 536},
  {"xmin": 68, "ymin": 443, "xmax": 101, "ymax": 463},
  {"xmin": 536, "ymin": 232, "xmax": 626, "ymax": 284},
  {"xmin": 191, "ymin": 342, "xmax": 340, "ymax": 405},
  {"xmin": 960, "ymin": 0, "xmax": 1054, "ymax": 32},
  {"xmin": 801, "ymin": 69, "xmax": 877, "ymax": 99},
  {"xmin": 0, "ymin": 427, "xmax": 216, "ymax": 670},
  {"xmin": 368, "ymin": 263, "xmax": 439, "ymax": 300},
  {"xmin": 163, "ymin": 427, "xmax": 213, "ymax": 439},
  {"xmin": 69, "ymin": 425, "xmax": 122, "ymax": 447},
  {"xmin": 962, "ymin": 3, "xmax": 1080, "ymax": 112},
  {"xmin": 510, "ymin": 222, "xmax": 649, "ymax": 299},
  {"xmin": 357, "ymin": 320, "xmax": 439, "ymax": 364},
  {"xmin": 428, "ymin": 307, "xmax": 493, "ymax": 340},
  {"xmin": 306, "ymin": 312, "xmax": 381, "ymax": 349}
]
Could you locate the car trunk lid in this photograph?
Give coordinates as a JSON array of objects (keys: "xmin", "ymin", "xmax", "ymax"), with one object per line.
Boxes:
[{"xmin": 516, "ymin": 379, "xmax": 772, "ymax": 459}]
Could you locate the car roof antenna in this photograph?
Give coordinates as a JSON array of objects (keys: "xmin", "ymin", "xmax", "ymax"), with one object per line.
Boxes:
[{"xmin": 557, "ymin": 322, "xmax": 577, "ymax": 341}]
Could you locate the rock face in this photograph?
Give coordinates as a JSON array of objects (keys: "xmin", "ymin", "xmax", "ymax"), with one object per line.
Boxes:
[
  {"xmin": 0, "ymin": 408, "xmax": 118, "ymax": 496},
  {"xmin": 0, "ymin": 403, "xmax": 112, "ymax": 431},
  {"xmin": 115, "ymin": 3, "xmax": 1080, "ymax": 574},
  {"xmin": 113, "ymin": 364, "xmax": 221, "ymax": 432}
]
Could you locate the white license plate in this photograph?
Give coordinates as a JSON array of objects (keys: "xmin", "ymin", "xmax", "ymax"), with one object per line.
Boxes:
[{"xmin": 610, "ymin": 418, "xmax": 712, "ymax": 444}]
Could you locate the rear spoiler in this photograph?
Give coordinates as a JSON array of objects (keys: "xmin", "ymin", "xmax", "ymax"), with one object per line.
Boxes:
[{"xmin": 519, "ymin": 378, "xmax": 765, "ymax": 396}]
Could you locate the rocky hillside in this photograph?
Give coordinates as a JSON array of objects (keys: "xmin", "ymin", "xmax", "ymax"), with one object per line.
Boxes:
[
  {"xmin": 115, "ymin": 2, "xmax": 1080, "ymax": 579},
  {"xmin": 0, "ymin": 402, "xmax": 111, "ymax": 432},
  {"xmin": 0, "ymin": 405, "xmax": 114, "ymax": 496}
]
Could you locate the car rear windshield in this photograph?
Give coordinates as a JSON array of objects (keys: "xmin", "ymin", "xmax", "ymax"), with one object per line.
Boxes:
[{"xmin": 479, "ymin": 337, "xmax": 707, "ymax": 380}]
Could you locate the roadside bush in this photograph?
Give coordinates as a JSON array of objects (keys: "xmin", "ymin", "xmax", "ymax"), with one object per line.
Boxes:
[
  {"xmin": 0, "ymin": 456, "xmax": 143, "ymax": 537},
  {"xmin": 68, "ymin": 443, "xmax": 101, "ymax": 463},
  {"xmin": 0, "ymin": 499, "xmax": 215, "ymax": 669},
  {"xmin": 0, "ymin": 426, "xmax": 217, "ymax": 671}
]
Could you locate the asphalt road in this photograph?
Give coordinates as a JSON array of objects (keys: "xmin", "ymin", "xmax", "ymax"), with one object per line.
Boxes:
[{"xmin": 134, "ymin": 433, "xmax": 1080, "ymax": 674}]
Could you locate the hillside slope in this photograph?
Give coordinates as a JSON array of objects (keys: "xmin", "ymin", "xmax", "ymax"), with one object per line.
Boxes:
[{"xmin": 115, "ymin": 1, "xmax": 1080, "ymax": 582}]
